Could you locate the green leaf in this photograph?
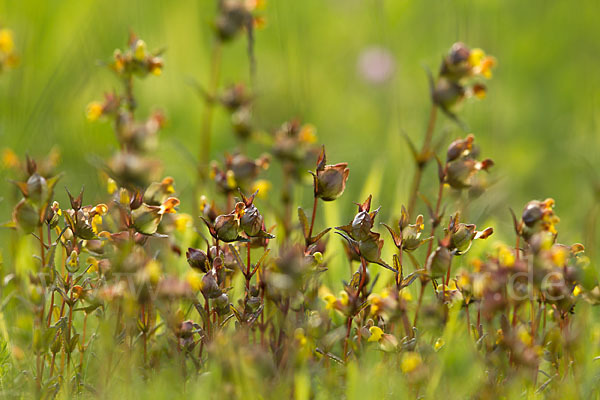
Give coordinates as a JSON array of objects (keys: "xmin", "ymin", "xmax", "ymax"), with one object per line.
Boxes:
[{"xmin": 298, "ymin": 207, "xmax": 309, "ymax": 239}]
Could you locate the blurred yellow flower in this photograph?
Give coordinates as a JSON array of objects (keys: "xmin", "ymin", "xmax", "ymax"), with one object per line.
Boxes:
[
  {"xmin": 186, "ymin": 271, "xmax": 202, "ymax": 291},
  {"xmin": 252, "ymin": 179, "xmax": 272, "ymax": 199},
  {"xmin": 134, "ymin": 39, "xmax": 147, "ymax": 61},
  {"xmin": 86, "ymin": 101, "xmax": 103, "ymax": 121},
  {"xmin": 401, "ymin": 352, "xmax": 422, "ymax": 373},
  {"xmin": 1, "ymin": 148, "xmax": 19, "ymax": 169},
  {"xmin": 0, "ymin": 28, "xmax": 14, "ymax": 54},
  {"xmin": 299, "ymin": 124, "xmax": 317, "ymax": 144},
  {"xmin": 175, "ymin": 213, "xmax": 193, "ymax": 232},
  {"xmin": 145, "ymin": 260, "xmax": 162, "ymax": 284},
  {"xmin": 107, "ymin": 177, "xmax": 118, "ymax": 194}
]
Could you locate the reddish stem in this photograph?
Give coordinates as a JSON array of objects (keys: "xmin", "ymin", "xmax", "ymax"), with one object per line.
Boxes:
[{"xmin": 307, "ymin": 196, "xmax": 318, "ymax": 245}]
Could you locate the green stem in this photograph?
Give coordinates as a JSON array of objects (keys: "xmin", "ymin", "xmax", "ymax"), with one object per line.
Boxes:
[
  {"xmin": 307, "ymin": 196, "xmax": 318, "ymax": 245},
  {"xmin": 407, "ymin": 105, "xmax": 438, "ymax": 216}
]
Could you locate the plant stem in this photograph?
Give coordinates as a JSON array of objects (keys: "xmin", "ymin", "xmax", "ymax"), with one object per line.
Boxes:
[
  {"xmin": 465, "ymin": 301, "xmax": 472, "ymax": 338},
  {"xmin": 79, "ymin": 313, "xmax": 88, "ymax": 372},
  {"xmin": 407, "ymin": 105, "xmax": 438, "ymax": 216},
  {"xmin": 141, "ymin": 304, "xmax": 147, "ymax": 367},
  {"xmin": 426, "ymin": 181, "xmax": 444, "ymax": 259},
  {"xmin": 307, "ymin": 196, "xmax": 318, "ymax": 245},
  {"xmin": 246, "ymin": 243, "xmax": 251, "ymax": 294},
  {"xmin": 199, "ymin": 40, "xmax": 223, "ymax": 180},
  {"xmin": 343, "ymin": 316, "xmax": 352, "ymax": 362},
  {"xmin": 37, "ymin": 225, "xmax": 46, "ymax": 391},
  {"xmin": 413, "ymin": 283, "xmax": 426, "ymax": 328}
]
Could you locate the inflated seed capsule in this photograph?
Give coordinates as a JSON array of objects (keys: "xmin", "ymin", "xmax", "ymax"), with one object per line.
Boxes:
[
  {"xmin": 186, "ymin": 248, "xmax": 209, "ymax": 273},
  {"xmin": 351, "ymin": 210, "xmax": 374, "ymax": 241},
  {"xmin": 427, "ymin": 246, "xmax": 452, "ymax": 278},
  {"xmin": 451, "ymin": 224, "xmax": 477, "ymax": 254},
  {"xmin": 26, "ymin": 173, "xmax": 47, "ymax": 204},
  {"xmin": 240, "ymin": 203, "xmax": 263, "ymax": 237},
  {"xmin": 215, "ymin": 293, "xmax": 229, "ymax": 309},
  {"xmin": 214, "ymin": 213, "xmax": 241, "ymax": 242},
  {"xmin": 315, "ymin": 163, "xmax": 350, "ymax": 201},
  {"xmin": 522, "ymin": 201, "xmax": 543, "ymax": 227},
  {"xmin": 358, "ymin": 235, "xmax": 382, "ymax": 263},
  {"xmin": 201, "ymin": 273, "xmax": 222, "ymax": 299}
]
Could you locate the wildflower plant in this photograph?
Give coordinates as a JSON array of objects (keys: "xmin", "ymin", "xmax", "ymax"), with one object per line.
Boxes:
[{"xmin": 0, "ymin": 7, "xmax": 599, "ymax": 400}]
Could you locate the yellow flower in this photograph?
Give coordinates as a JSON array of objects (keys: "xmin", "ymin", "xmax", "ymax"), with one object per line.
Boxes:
[
  {"xmin": 368, "ymin": 326, "xmax": 383, "ymax": 342},
  {"xmin": 145, "ymin": 260, "xmax": 162, "ymax": 284},
  {"xmin": 294, "ymin": 328, "xmax": 307, "ymax": 346},
  {"xmin": 175, "ymin": 213, "xmax": 193, "ymax": 232},
  {"xmin": 368, "ymin": 293, "xmax": 382, "ymax": 315},
  {"xmin": 517, "ymin": 327, "xmax": 533, "ymax": 346},
  {"xmin": 0, "ymin": 29, "xmax": 14, "ymax": 54},
  {"xmin": 313, "ymin": 252, "xmax": 323, "ymax": 264},
  {"xmin": 86, "ymin": 101, "xmax": 103, "ymax": 121},
  {"xmin": 573, "ymin": 285, "xmax": 582, "ymax": 297},
  {"xmin": 226, "ymin": 170, "xmax": 236, "ymax": 189},
  {"xmin": 91, "ymin": 214, "xmax": 103, "ymax": 234},
  {"xmin": 299, "ymin": 124, "xmax": 317, "ymax": 144},
  {"xmin": 468, "ymin": 48, "xmax": 485, "ymax": 68},
  {"xmin": 159, "ymin": 197, "xmax": 180, "ymax": 215},
  {"xmin": 401, "ymin": 352, "xmax": 422, "ymax": 373},
  {"xmin": 107, "ymin": 178, "xmax": 118, "ymax": 194},
  {"xmin": 400, "ymin": 290, "xmax": 413, "ymax": 302},
  {"xmin": 162, "ymin": 176, "xmax": 175, "ymax": 194},
  {"xmin": 322, "ymin": 294, "xmax": 336, "ymax": 310},
  {"xmin": 1, "ymin": 148, "xmax": 19, "ymax": 169},
  {"xmin": 434, "ymin": 337, "xmax": 445, "ymax": 351},
  {"xmin": 252, "ymin": 179, "xmax": 272, "ymax": 199},
  {"xmin": 551, "ymin": 246, "xmax": 568, "ymax": 267},
  {"xmin": 186, "ymin": 271, "xmax": 202, "ymax": 291},
  {"xmin": 469, "ymin": 48, "xmax": 496, "ymax": 78},
  {"xmin": 119, "ymin": 188, "xmax": 130, "ymax": 205},
  {"xmin": 497, "ymin": 244, "xmax": 515, "ymax": 267},
  {"xmin": 338, "ymin": 291, "xmax": 349, "ymax": 306},
  {"xmin": 92, "ymin": 204, "xmax": 108, "ymax": 216},
  {"xmin": 151, "ymin": 66, "xmax": 162, "ymax": 76},
  {"xmin": 87, "ymin": 257, "xmax": 99, "ymax": 273},
  {"xmin": 134, "ymin": 39, "xmax": 147, "ymax": 61}
]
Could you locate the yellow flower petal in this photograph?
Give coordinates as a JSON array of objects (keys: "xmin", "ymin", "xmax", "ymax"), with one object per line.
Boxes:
[
  {"xmin": 368, "ymin": 326, "xmax": 383, "ymax": 342},
  {"xmin": 468, "ymin": 48, "xmax": 485, "ymax": 67}
]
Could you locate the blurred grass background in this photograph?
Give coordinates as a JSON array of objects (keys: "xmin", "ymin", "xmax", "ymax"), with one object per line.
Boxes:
[{"xmin": 1, "ymin": 0, "xmax": 599, "ymax": 255}]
